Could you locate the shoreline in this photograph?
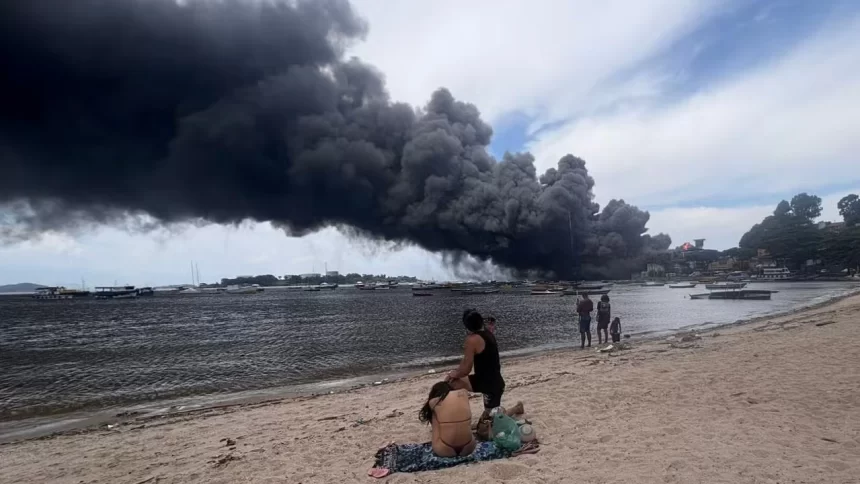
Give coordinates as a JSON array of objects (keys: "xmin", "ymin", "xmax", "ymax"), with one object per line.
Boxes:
[
  {"xmin": 3, "ymin": 286, "xmax": 860, "ymax": 444},
  {"xmin": 3, "ymin": 294, "xmax": 859, "ymax": 482}
]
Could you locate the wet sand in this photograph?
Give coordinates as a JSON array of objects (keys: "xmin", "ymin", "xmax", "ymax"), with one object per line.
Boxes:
[{"xmin": 3, "ymin": 294, "xmax": 859, "ymax": 484}]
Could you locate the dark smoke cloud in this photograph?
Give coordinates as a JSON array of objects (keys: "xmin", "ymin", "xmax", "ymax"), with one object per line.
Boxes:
[{"xmin": 0, "ymin": 0, "xmax": 669, "ymax": 279}]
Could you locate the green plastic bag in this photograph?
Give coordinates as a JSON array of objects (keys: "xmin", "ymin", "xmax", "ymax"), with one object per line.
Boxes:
[{"xmin": 491, "ymin": 413, "xmax": 521, "ymax": 451}]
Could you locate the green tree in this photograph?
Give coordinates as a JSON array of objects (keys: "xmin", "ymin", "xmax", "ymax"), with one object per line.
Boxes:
[
  {"xmin": 789, "ymin": 193, "xmax": 822, "ymax": 220},
  {"xmin": 838, "ymin": 194, "xmax": 860, "ymax": 226}
]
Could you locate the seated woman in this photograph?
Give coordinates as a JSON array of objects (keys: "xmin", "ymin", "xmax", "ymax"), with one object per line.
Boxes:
[{"xmin": 419, "ymin": 381, "xmax": 477, "ymax": 457}]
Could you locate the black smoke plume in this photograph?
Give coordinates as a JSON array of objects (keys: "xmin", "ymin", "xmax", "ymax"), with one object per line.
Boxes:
[{"xmin": 0, "ymin": 0, "xmax": 670, "ymax": 279}]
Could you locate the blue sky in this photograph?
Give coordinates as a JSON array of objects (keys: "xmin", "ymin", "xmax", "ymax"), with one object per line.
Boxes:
[{"xmin": 2, "ymin": 0, "xmax": 859, "ymax": 287}]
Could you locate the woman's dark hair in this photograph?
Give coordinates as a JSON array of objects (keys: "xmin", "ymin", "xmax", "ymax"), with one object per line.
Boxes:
[
  {"xmin": 419, "ymin": 381, "xmax": 452, "ymax": 424},
  {"xmin": 462, "ymin": 309, "xmax": 484, "ymax": 332},
  {"xmin": 601, "ymin": 294, "xmax": 610, "ymax": 302}
]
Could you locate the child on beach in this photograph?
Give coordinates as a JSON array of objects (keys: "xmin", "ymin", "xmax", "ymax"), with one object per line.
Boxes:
[
  {"xmin": 596, "ymin": 294, "xmax": 611, "ymax": 344},
  {"xmin": 609, "ymin": 317, "xmax": 622, "ymax": 343},
  {"xmin": 484, "ymin": 316, "xmax": 497, "ymax": 334}
]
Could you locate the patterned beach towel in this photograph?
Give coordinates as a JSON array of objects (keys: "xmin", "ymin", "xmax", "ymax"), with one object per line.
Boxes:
[{"xmin": 368, "ymin": 441, "xmax": 539, "ymax": 478}]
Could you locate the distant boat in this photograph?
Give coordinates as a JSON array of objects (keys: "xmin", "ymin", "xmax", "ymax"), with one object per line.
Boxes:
[
  {"xmin": 137, "ymin": 287, "xmax": 155, "ymax": 297},
  {"xmin": 33, "ymin": 287, "xmax": 74, "ymax": 300},
  {"xmin": 354, "ymin": 281, "xmax": 366, "ymax": 289},
  {"xmin": 413, "ymin": 283, "xmax": 443, "ymax": 290},
  {"xmin": 705, "ymin": 282, "xmax": 747, "ymax": 290},
  {"xmin": 690, "ymin": 289, "xmax": 773, "ymax": 300},
  {"xmin": 531, "ymin": 290, "xmax": 563, "ymax": 296},
  {"xmin": 94, "ymin": 286, "xmax": 139, "ymax": 300},
  {"xmin": 317, "ymin": 282, "xmax": 338, "ymax": 290},
  {"xmin": 226, "ymin": 284, "xmax": 260, "ymax": 295},
  {"xmin": 668, "ymin": 282, "xmax": 697, "ymax": 289},
  {"xmin": 572, "ymin": 283, "xmax": 607, "ymax": 290}
]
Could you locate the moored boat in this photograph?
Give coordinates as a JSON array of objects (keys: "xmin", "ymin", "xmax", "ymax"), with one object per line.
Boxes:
[
  {"xmin": 705, "ymin": 282, "xmax": 747, "ymax": 290},
  {"xmin": 531, "ymin": 290, "xmax": 563, "ymax": 296},
  {"xmin": 668, "ymin": 282, "xmax": 697, "ymax": 289},
  {"xmin": 707, "ymin": 289, "xmax": 773, "ymax": 300},
  {"xmin": 33, "ymin": 287, "xmax": 73, "ymax": 300},
  {"xmin": 94, "ymin": 286, "xmax": 139, "ymax": 300},
  {"xmin": 226, "ymin": 284, "xmax": 261, "ymax": 295}
]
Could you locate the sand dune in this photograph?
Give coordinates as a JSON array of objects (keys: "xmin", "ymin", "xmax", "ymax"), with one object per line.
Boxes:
[{"xmin": 3, "ymin": 294, "xmax": 860, "ymax": 484}]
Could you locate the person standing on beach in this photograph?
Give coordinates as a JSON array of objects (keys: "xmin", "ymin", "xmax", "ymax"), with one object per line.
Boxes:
[
  {"xmin": 446, "ymin": 310, "xmax": 505, "ymax": 421},
  {"xmin": 596, "ymin": 294, "xmax": 611, "ymax": 344},
  {"xmin": 577, "ymin": 294, "xmax": 594, "ymax": 349}
]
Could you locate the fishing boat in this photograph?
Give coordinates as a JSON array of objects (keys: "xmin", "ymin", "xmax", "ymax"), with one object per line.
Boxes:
[
  {"xmin": 137, "ymin": 287, "xmax": 155, "ymax": 297},
  {"xmin": 354, "ymin": 281, "xmax": 366, "ymax": 289},
  {"xmin": 33, "ymin": 287, "xmax": 74, "ymax": 300},
  {"xmin": 668, "ymin": 282, "xmax": 697, "ymax": 289},
  {"xmin": 705, "ymin": 282, "xmax": 747, "ymax": 290},
  {"xmin": 640, "ymin": 281, "xmax": 665, "ymax": 287},
  {"xmin": 317, "ymin": 282, "xmax": 338, "ymax": 290},
  {"xmin": 94, "ymin": 286, "xmax": 139, "ymax": 299},
  {"xmin": 412, "ymin": 283, "xmax": 444, "ymax": 291}
]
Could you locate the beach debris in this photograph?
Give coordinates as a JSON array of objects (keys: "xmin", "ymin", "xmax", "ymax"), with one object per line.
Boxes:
[
  {"xmin": 821, "ymin": 437, "xmax": 839, "ymax": 443},
  {"xmin": 384, "ymin": 410, "xmax": 403, "ymax": 419},
  {"xmin": 665, "ymin": 336, "xmax": 677, "ymax": 342},
  {"xmin": 746, "ymin": 398, "xmax": 760, "ymax": 405},
  {"xmin": 334, "ymin": 426, "xmax": 346, "ymax": 432},
  {"xmin": 815, "ymin": 321, "xmax": 837, "ymax": 327},
  {"xmin": 373, "ymin": 381, "xmax": 383, "ymax": 386},
  {"xmin": 680, "ymin": 334, "xmax": 702, "ymax": 343},
  {"xmin": 317, "ymin": 415, "xmax": 339, "ymax": 422},
  {"xmin": 731, "ymin": 392, "xmax": 746, "ymax": 397},
  {"xmin": 597, "ymin": 345, "xmax": 615, "ymax": 353},
  {"xmin": 115, "ymin": 411, "xmax": 141, "ymax": 418},
  {"xmin": 428, "ymin": 369, "xmax": 437, "ymax": 374},
  {"xmin": 352, "ymin": 418, "xmax": 369, "ymax": 427},
  {"xmin": 710, "ymin": 332, "xmax": 721, "ymax": 337},
  {"xmin": 225, "ymin": 438, "xmax": 236, "ymax": 447},
  {"xmin": 210, "ymin": 452, "xmax": 242, "ymax": 467}
]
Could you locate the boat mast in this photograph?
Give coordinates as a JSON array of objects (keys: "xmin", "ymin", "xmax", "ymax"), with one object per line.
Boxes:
[
  {"xmin": 190, "ymin": 261, "xmax": 196, "ymax": 286},
  {"xmin": 196, "ymin": 263, "xmax": 201, "ymax": 286}
]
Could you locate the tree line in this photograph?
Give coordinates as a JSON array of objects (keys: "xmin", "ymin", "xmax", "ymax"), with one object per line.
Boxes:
[{"xmin": 737, "ymin": 193, "xmax": 860, "ymax": 272}]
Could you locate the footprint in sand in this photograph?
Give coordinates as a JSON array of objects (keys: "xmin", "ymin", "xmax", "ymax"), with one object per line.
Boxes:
[{"xmin": 488, "ymin": 463, "xmax": 528, "ymax": 480}]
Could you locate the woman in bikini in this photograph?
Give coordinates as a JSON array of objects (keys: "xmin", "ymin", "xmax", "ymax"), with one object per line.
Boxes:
[{"xmin": 419, "ymin": 381, "xmax": 477, "ymax": 457}]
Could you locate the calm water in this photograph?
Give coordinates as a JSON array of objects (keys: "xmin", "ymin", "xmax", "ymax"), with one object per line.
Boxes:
[{"xmin": 1, "ymin": 282, "xmax": 857, "ymax": 425}]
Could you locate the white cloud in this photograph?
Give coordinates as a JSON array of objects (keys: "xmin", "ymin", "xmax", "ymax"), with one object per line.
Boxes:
[
  {"xmin": 528, "ymin": 14, "xmax": 860, "ymax": 205},
  {"xmin": 349, "ymin": 0, "xmax": 724, "ymax": 123}
]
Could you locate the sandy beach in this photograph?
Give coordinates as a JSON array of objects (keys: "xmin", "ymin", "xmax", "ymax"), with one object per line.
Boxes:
[{"xmin": 3, "ymin": 294, "xmax": 859, "ymax": 484}]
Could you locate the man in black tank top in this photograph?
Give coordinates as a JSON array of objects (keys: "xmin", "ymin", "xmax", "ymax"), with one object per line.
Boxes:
[{"xmin": 446, "ymin": 310, "xmax": 506, "ymax": 417}]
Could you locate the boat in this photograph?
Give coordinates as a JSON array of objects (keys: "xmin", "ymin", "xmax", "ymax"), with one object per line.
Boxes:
[
  {"xmin": 690, "ymin": 289, "xmax": 774, "ymax": 300},
  {"xmin": 705, "ymin": 282, "xmax": 747, "ymax": 290},
  {"xmin": 94, "ymin": 286, "xmax": 139, "ymax": 299},
  {"xmin": 375, "ymin": 284, "xmax": 391, "ymax": 290},
  {"xmin": 226, "ymin": 284, "xmax": 260, "ymax": 295},
  {"xmin": 708, "ymin": 289, "xmax": 773, "ymax": 300},
  {"xmin": 354, "ymin": 281, "xmax": 366, "ymax": 289},
  {"xmin": 751, "ymin": 267, "xmax": 794, "ymax": 281},
  {"xmin": 33, "ymin": 287, "xmax": 73, "ymax": 300},
  {"xmin": 412, "ymin": 283, "xmax": 443, "ymax": 291},
  {"xmin": 668, "ymin": 282, "xmax": 697, "ymax": 289},
  {"xmin": 359, "ymin": 284, "xmax": 377, "ymax": 291},
  {"xmin": 57, "ymin": 287, "xmax": 91, "ymax": 298},
  {"xmin": 640, "ymin": 281, "xmax": 665, "ymax": 287},
  {"xmin": 572, "ymin": 283, "xmax": 606, "ymax": 290},
  {"xmin": 303, "ymin": 286, "xmax": 320, "ymax": 292},
  {"xmin": 531, "ymin": 290, "xmax": 563, "ymax": 296},
  {"xmin": 562, "ymin": 288, "xmax": 611, "ymax": 296},
  {"xmin": 412, "ymin": 291, "xmax": 433, "ymax": 297},
  {"xmin": 137, "ymin": 287, "xmax": 155, "ymax": 297},
  {"xmin": 317, "ymin": 282, "xmax": 338, "ymax": 290}
]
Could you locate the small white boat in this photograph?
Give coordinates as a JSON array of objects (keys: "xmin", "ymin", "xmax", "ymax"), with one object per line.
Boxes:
[
  {"xmin": 531, "ymin": 290, "xmax": 563, "ymax": 296},
  {"xmin": 668, "ymin": 282, "xmax": 697, "ymax": 289},
  {"xmin": 226, "ymin": 284, "xmax": 260, "ymax": 295}
]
